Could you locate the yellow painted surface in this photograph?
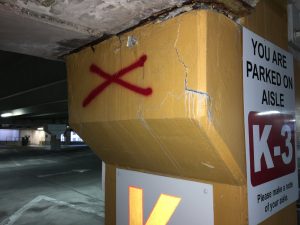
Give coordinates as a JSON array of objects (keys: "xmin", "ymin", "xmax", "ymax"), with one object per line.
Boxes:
[
  {"xmin": 67, "ymin": 0, "xmax": 296, "ymax": 224},
  {"xmin": 105, "ymin": 164, "xmax": 116, "ymax": 225},
  {"xmin": 129, "ymin": 187, "xmax": 143, "ymax": 225},
  {"xmin": 242, "ymin": 0, "xmax": 288, "ymax": 50},
  {"xmin": 67, "ymin": 10, "xmax": 245, "ymax": 186},
  {"xmin": 145, "ymin": 193, "xmax": 181, "ymax": 225}
]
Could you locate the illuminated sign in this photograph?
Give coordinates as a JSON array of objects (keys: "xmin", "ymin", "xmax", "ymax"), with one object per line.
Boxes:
[{"xmin": 116, "ymin": 169, "xmax": 214, "ymax": 225}]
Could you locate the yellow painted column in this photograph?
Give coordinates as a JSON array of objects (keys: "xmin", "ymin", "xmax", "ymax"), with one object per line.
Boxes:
[{"xmin": 66, "ymin": 0, "xmax": 297, "ymax": 224}]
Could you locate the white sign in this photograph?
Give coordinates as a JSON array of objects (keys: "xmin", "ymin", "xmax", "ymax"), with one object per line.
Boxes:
[
  {"xmin": 243, "ymin": 27, "xmax": 298, "ymax": 225},
  {"xmin": 116, "ymin": 169, "xmax": 214, "ymax": 225}
]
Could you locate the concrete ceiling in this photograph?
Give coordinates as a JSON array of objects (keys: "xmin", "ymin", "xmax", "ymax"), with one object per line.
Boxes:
[
  {"xmin": 0, "ymin": 50, "xmax": 68, "ymax": 128},
  {"xmin": 0, "ymin": 0, "xmax": 259, "ymax": 60},
  {"xmin": 0, "ymin": 0, "xmax": 187, "ymax": 60},
  {"xmin": 3, "ymin": 0, "xmax": 300, "ymax": 128}
]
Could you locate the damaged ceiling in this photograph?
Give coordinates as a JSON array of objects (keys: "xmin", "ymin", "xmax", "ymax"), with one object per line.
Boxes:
[{"xmin": 0, "ymin": 0, "xmax": 259, "ymax": 60}]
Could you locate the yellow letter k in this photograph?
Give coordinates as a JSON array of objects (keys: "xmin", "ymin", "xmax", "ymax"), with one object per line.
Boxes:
[{"xmin": 129, "ymin": 186, "xmax": 181, "ymax": 225}]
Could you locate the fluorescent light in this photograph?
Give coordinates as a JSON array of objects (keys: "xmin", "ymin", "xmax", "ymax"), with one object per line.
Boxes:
[
  {"xmin": 12, "ymin": 109, "xmax": 24, "ymax": 116},
  {"xmin": 257, "ymin": 111, "xmax": 280, "ymax": 116},
  {"xmin": 37, "ymin": 127, "xmax": 44, "ymax": 131},
  {"xmin": 1, "ymin": 110, "xmax": 25, "ymax": 118},
  {"xmin": 1, "ymin": 113, "xmax": 13, "ymax": 118}
]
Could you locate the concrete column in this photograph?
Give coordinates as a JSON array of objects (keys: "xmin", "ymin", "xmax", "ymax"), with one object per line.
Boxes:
[
  {"xmin": 64, "ymin": 130, "xmax": 71, "ymax": 145},
  {"xmin": 66, "ymin": 1, "xmax": 296, "ymax": 224},
  {"xmin": 50, "ymin": 134, "xmax": 61, "ymax": 150},
  {"xmin": 45, "ymin": 124, "xmax": 66, "ymax": 150}
]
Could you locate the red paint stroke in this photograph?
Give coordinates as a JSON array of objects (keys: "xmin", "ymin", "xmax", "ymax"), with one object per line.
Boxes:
[{"xmin": 82, "ymin": 54, "xmax": 152, "ymax": 107}]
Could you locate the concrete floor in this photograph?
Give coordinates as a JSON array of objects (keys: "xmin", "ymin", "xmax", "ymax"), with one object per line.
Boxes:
[
  {"xmin": 0, "ymin": 145, "xmax": 104, "ymax": 225},
  {"xmin": 0, "ymin": 145, "xmax": 299, "ymax": 225}
]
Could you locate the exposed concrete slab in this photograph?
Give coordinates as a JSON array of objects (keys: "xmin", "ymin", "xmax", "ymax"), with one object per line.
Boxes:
[
  {"xmin": 0, "ymin": 6, "xmax": 95, "ymax": 60},
  {"xmin": 0, "ymin": 0, "xmax": 187, "ymax": 60},
  {"xmin": 0, "ymin": 0, "xmax": 259, "ymax": 60},
  {"xmin": 1, "ymin": 0, "xmax": 187, "ymax": 35}
]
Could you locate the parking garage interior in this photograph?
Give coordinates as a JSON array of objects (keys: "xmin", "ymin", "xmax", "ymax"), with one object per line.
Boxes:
[{"xmin": 1, "ymin": 0, "xmax": 300, "ymax": 225}]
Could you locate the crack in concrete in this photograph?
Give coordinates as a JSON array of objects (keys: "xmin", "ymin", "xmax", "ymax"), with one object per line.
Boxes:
[
  {"xmin": 174, "ymin": 23, "xmax": 212, "ymax": 121},
  {"xmin": 174, "ymin": 23, "xmax": 189, "ymax": 89}
]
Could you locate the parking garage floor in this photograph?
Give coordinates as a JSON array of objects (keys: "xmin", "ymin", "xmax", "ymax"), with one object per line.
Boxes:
[
  {"xmin": 0, "ymin": 145, "xmax": 104, "ymax": 225},
  {"xmin": 0, "ymin": 145, "xmax": 299, "ymax": 225}
]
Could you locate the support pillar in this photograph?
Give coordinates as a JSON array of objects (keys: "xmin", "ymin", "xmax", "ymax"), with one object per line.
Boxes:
[
  {"xmin": 66, "ymin": 1, "xmax": 297, "ymax": 224},
  {"xmin": 50, "ymin": 134, "xmax": 61, "ymax": 150},
  {"xmin": 45, "ymin": 124, "xmax": 66, "ymax": 150},
  {"xmin": 64, "ymin": 130, "xmax": 71, "ymax": 145}
]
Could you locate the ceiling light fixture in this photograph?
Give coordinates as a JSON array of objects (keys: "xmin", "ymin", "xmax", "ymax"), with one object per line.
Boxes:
[{"xmin": 1, "ymin": 113, "xmax": 13, "ymax": 118}]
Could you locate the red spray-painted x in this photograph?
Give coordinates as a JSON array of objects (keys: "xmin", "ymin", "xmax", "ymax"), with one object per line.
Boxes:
[{"xmin": 82, "ymin": 55, "xmax": 152, "ymax": 107}]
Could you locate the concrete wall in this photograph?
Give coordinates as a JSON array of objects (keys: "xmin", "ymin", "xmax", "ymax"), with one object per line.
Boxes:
[
  {"xmin": 0, "ymin": 129, "xmax": 20, "ymax": 141},
  {"xmin": 20, "ymin": 129, "xmax": 47, "ymax": 145}
]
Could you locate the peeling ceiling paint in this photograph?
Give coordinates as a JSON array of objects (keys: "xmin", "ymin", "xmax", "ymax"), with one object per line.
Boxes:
[
  {"xmin": 0, "ymin": 0, "xmax": 259, "ymax": 60},
  {"xmin": 2, "ymin": 0, "xmax": 187, "ymax": 35}
]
